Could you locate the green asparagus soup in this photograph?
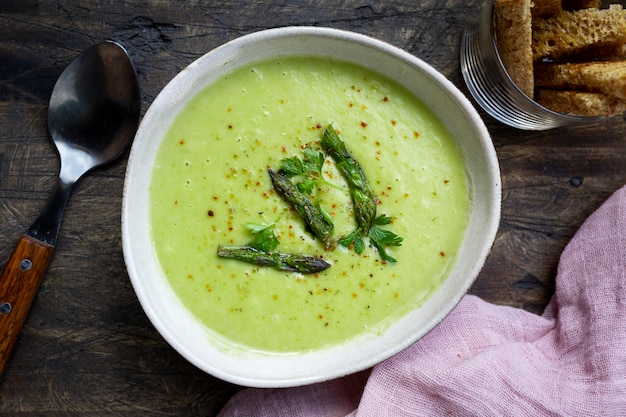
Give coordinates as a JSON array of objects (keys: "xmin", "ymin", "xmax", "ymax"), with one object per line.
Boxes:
[{"xmin": 150, "ymin": 56, "xmax": 469, "ymax": 353}]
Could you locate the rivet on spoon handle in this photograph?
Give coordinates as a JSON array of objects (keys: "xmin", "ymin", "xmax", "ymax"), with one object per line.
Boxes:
[{"xmin": 0, "ymin": 235, "xmax": 54, "ymax": 375}]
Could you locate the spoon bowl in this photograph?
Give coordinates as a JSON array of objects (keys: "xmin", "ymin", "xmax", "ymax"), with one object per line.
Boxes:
[
  {"xmin": 0, "ymin": 41, "xmax": 140, "ymax": 375},
  {"xmin": 49, "ymin": 42, "xmax": 141, "ymax": 182}
]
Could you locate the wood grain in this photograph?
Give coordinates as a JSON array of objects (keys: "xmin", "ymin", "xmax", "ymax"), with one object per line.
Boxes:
[{"xmin": 1, "ymin": 0, "xmax": 626, "ymax": 415}]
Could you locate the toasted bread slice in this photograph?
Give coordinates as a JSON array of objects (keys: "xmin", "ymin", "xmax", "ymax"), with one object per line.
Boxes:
[
  {"xmin": 556, "ymin": 42, "xmax": 626, "ymax": 62},
  {"xmin": 561, "ymin": 0, "xmax": 602, "ymax": 11},
  {"xmin": 535, "ymin": 60, "xmax": 626, "ymax": 99},
  {"xmin": 532, "ymin": 0, "xmax": 561, "ymax": 18},
  {"xmin": 535, "ymin": 89, "xmax": 626, "ymax": 116},
  {"xmin": 532, "ymin": 5, "xmax": 626, "ymax": 61},
  {"xmin": 495, "ymin": 0, "xmax": 534, "ymax": 98}
]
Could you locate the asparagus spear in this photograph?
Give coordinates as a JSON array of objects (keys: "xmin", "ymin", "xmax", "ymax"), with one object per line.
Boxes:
[
  {"xmin": 320, "ymin": 125, "xmax": 377, "ymax": 233},
  {"xmin": 217, "ymin": 245, "xmax": 331, "ymax": 274},
  {"xmin": 268, "ymin": 168, "xmax": 334, "ymax": 243}
]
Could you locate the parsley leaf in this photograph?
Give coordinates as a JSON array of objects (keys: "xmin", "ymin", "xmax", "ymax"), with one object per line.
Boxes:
[
  {"xmin": 368, "ymin": 225, "xmax": 403, "ymax": 262},
  {"xmin": 246, "ymin": 222, "xmax": 280, "ymax": 252},
  {"xmin": 338, "ymin": 229, "xmax": 357, "ymax": 248},
  {"xmin": 369, "ymin": 226, "xmax": 403, "ymax": 247},
  {"xmin": 374, "ymin": 214, "xmax": 393, "ymax": 226},
  {"xmin": 370, "ymin": 240, "xmax": 397, "ymax": 263},
  {"xmin": 339, "ymin": 227, "xmax": 363, "ymax": 253},
  {"xmin": 303, "ymin": 146, "xmax": 325, "ymax": 174},
  {"xmin": 279, "ymin": 145, "xmax": 341, "ymax": 197},
  {"xmin": 296, "ymin": 177, "xmax": 316, "ymax": 195},
  {"xmin": 279, "ymin": 156, "xmax": 304, "ymax": 177},
  {"xmin": 353, "ymin": 233, "xmax": 365, "ymax": 254}
]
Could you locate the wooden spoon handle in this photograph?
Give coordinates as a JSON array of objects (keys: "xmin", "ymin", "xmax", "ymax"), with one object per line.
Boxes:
[{"xmin": 0, "ymin": 234, "xmax": 54, "ymax": 376}]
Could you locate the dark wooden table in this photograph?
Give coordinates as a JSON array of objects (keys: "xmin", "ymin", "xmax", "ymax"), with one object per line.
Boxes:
[{"xmin": 1, "ymin": 1, "xmax": 625, "ymax": 415}]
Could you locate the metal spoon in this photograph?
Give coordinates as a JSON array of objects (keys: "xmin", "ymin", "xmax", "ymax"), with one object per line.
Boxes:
[{"xmin": 0, "ymin": 41, "xmax": 141, "ymax": 375}]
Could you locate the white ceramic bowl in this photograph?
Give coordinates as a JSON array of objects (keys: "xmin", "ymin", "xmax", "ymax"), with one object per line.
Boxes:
[{"xmin": 122, "ymin": 26, "xmax": 501, "ymax": 388}]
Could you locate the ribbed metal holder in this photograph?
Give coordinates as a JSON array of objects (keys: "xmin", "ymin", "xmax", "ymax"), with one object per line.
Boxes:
[{"xmin": 460, "ymin": 0, "xmax": 602, "ymax": 130}]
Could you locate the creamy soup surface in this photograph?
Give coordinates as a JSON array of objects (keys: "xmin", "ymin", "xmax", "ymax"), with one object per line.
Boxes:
[{"xmin": 150, "ymin": 57, "xmax": 470, "ymax": 353}]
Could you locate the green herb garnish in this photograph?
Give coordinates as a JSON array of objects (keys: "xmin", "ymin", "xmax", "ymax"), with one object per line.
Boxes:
[
  {"xmin": 279, "ymin": 146, "xmax": 340, "ymax": 195},
  {"xmin": 218, "ymin": 124, "xmax": 405, "ymax": 271},
  {"xmin": 339, "ymin": 215, "xmax": 402, "ymax": 262},
  {"xmin": 369, "ymin": 215, "xmax": 403, "ymax": 263},
  {"xmin": 338, "ymin": 227, "xmax": 365, "ymax": 254},
  {"xmin": 246, "ymin": 222, "xmax": 279, "ymax": 252}
]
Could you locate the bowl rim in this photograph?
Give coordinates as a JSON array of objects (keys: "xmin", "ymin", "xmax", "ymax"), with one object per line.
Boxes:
[{"xmin": 122, "ymin": 25, "xmax": 501, "ymax": 388}]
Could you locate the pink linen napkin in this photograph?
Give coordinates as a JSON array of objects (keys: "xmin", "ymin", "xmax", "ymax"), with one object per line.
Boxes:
[{"xmin": 217, "ymin": 185, "xmax": 626, "ymax": 417}]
